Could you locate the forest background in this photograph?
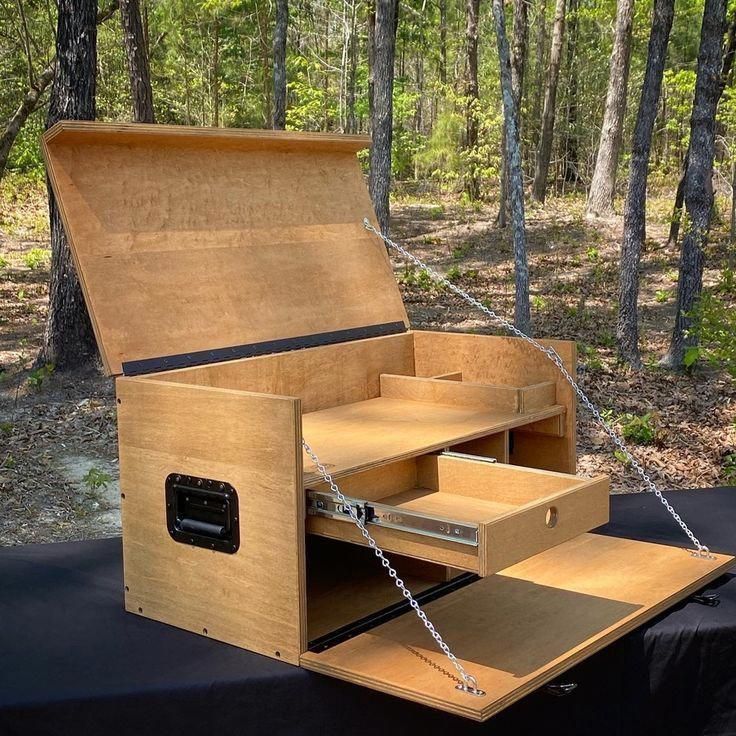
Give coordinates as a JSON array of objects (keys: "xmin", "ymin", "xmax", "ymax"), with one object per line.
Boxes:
[{"xmin": 1, "ymin": 0, "xmax": 735, "ymax": 544}]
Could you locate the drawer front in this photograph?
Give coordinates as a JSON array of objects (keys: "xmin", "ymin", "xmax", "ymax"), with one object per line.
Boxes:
[{"xmin": 480, "ymin": 480, "xmax": 610, "ymax": 576}]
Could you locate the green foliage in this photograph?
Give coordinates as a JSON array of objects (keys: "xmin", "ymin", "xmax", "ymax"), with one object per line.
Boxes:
[
  {"xmin": 685, "ymin": 271, "xmax": 736, "ymax": 376},
  {"xmin": 82, "ymin": 467, "xmax": 113, "ymax": 491},
  {"xmin": 451, "ymin": 244, "xmax": 471, "ymax": 260},
  {"xmin": 27, "ymin": 363, "xmax": 54, "ymax": 391},
  {"xmin": 23, "ymin": 248, "xmax": 50, "ymax": 270},
  {"xmin": 585, "ymin": 246, "xmax": 600, "ymax": 262},
  {"xmin": 721, "ymin": 452, "xmax": 736, "ymax": 482},
  {"xmin": 613, "ymin": 449, "xmax": 630, "ymax": 466},
  {"xmin": 531, "ymin": 295, "xmax": 548, "ymax": 310},
  {"xmin": 0, "ymin": 255, "xmax": 8, "ymax": 269},
  {"xmin": 619, "ymin": 412, "xmax": 657, "ymax": 445},
  {"xmin": 655, "ymin": 289, "xmax": 670, "ymax": 303},
  {"xmin": 398, "ymin": 265, "xmax": 435, "ymax": 291},
  {"xmin": 579, "ymin": 344, "xmax": 604, "ymax": 371}
]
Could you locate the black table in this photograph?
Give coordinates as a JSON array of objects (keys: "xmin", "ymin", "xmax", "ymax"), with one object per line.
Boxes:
[{"xmin": 1, "ymin": 488, "xmax": 735, "ymax": 736}]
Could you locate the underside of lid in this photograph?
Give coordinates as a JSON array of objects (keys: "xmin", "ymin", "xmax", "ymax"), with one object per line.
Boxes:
[{"xmin": 42, "ymin": 122, "xmax": 409, "ymax": 376}]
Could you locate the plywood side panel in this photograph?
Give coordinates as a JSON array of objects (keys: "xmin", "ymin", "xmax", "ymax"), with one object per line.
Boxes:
[
  {"xmin": 413, "ymin": 332, "xmax": 577, "ymax": 473},
  {"xmin": 154, "ymin": 333, "xmax": 415, "ymax": 413},
  {"xmin": 43, "ymin": 122, "xmax": 407, "ymax": 375},
  {"xmin": 116, "ymin": 377, "xmax": 305, "ymax": 663},
  {"xmin": 301, "ymin": 535, "xmax": 733, "ymax": 721}
]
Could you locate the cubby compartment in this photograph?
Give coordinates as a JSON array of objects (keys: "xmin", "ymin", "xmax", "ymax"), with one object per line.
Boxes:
[{"xmin": 307, "ymin": 453, "xmax": 609, "ymax": 577}]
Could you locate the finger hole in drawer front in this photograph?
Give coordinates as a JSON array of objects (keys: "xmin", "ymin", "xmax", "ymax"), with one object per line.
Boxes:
[{"xmin": 306, "ymin": 453, "xmax": 609, "ymax": 577}]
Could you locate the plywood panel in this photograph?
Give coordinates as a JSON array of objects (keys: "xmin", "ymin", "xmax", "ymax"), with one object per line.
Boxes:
[
  {"xmin": 413, "ymin": 332, "xmax": 577, "ymax": 473},
  {"xmin": 301, "ymin": 534, "xmax": 733, "ymax": 720},
  {"xmin": 42, "ymin": 122, "xmax": 407, "ymax": 375},
  {"xmin": 155, "ymin": 333, "xmax": 415, "ymax": 413},
  {"xmin": 116, "ymin": 377, "xmax": 305, "ymax": 663},
  {"xmin": 301, "ymin": 397, "xmax": 566, "ymax": 483}
]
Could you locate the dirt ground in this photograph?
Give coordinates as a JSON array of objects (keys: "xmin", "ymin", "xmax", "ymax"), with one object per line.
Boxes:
[{"xmin": 1, "ymin": 181, "xmax": 734, "ymax": 545}]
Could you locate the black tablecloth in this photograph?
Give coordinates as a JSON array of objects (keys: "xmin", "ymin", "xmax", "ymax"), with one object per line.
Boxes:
[{"xmin": 1, "ymin": 488, "xmax": 735, "ymax": 736}]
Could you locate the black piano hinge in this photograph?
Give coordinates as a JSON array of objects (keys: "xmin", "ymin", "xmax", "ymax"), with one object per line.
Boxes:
[{"xmin": 122, "ymin": 321, "xmax": 408, "ymax": 376}]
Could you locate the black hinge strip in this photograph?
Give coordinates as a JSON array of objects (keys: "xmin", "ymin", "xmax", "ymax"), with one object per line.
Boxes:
[
  {"xmin": 122, "ymin": 321, "xmax": 408, "ymax": 376},
  {"xmin": 307, "ymin": 572, "xmax": 479, "ymax": 653}
]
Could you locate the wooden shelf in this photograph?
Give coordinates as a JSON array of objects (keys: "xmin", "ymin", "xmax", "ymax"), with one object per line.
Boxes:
[{"xmin": 302, "ymin": 396, "xmax": 565, "ymax": 484}]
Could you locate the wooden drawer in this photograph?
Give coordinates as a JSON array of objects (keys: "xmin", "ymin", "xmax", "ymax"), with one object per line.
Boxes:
[{"xmin": 306, "ymin": 454, "xmax": 609, "ymax": 576}]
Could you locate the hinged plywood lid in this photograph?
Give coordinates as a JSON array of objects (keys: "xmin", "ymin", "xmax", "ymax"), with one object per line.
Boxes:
[{"xmin": 42, "ymin": 121, "xmax": 408, "ymax": 376}]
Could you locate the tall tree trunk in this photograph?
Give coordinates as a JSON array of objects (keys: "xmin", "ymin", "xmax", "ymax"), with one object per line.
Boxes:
[
  {"xmin": 369, "ymin": 0, "xmax": 398, "ymax": 236},
  {"xmin": 345, "ymin": 0, "xmax": 358, "ymax": 134},
  {"xmin": 120, "ymin": 0, "xmax": 155, "ymax": 123},
  {"xmin": 498, "ymin": 0, "xmax": 528, "ymax": 227},
  {"xmin": 531, "ymin": 0, "xmax": 565, "ymax": 202},
  {"xmin": 465, "ymin": 0, "xmax": 480, "ymax": 200},
  {"xmin": 531, "ymin": 0, "xmax": 548, "ymax": 158},
  {"xmin": 616, "ymin": 0, "xmax": 674, "ymax": 368},
  {"xmin": 439, "ymin": 0, "xmax": 448, "ymax": 84},
  {"xmin": 666, "ymin": 8, "xmax": 736, "ymax": 245},
  {"xmin": 586, "ymin": 0, "xmax": 634, "ymax": 218},
  {"xmin": 511, "ymin": 0, "xmax": 529, "ymax": 123},
  {"xmin": 39, "ymin": 0, "xmax": 98, "ymax": 370},
  {"xmin": 664, "ymin": 0, "xmax": 727, "ymax": 368},
  {"xmin": 367, "ymin": 8, "xmax": 376, "ymax": 129},
  {"xmin": 0, "ymin": 61, "xmax": 56, "ymax": 180},
  {"xmin": 212, "ymin": 19, "xmax": 220, "ymax": 126},
  {"xmin": 493, "ymin": 0, "xmax": 531, "ymax": 334},
  {"xmin": 563, "ymin": 0, "xmax": 578, "ymax": 184},
  {"xmin": 272, "ymin": 0, "xmax": 288, "ymax": 129}
]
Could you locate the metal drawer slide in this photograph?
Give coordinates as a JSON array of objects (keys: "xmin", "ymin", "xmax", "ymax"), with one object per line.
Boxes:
[{"xmin": 306, "ymin": 490, "xmax": 479, "ymax": 546}]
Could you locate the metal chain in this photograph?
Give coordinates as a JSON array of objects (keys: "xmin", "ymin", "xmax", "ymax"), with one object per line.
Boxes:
[
  {"xmin": 363, "ymin": 217, "xmax": 712, "ymax": 558},
  {"xmin": 302, "ymin": 440, "xmax": 485, "ymax": 696}
]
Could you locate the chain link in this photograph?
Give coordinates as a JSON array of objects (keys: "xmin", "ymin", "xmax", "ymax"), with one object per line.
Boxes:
[
  {"xmin": 303, "ymin": 440, "xmax": 484, "ymax": 695},
  {"xmin": 363, "ymin": 217, "xmax": 711, "ymax": 558}
]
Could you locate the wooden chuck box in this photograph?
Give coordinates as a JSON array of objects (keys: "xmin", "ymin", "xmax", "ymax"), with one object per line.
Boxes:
[{"xmin": 43, "ymin": 121, "xmax": 733, "ymax": 722}]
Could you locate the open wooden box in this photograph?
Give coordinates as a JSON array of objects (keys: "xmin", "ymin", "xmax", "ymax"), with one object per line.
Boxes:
[{"xmin": 43, "ymin": 122, "xmax": 732, "ymax": 722}]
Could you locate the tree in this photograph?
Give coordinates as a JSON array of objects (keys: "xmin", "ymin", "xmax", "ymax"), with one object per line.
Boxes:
[
  {"xmin": 616, "ymin": 0, "xmax": 675, "ymax": 368},
  {"xmin": 120, "ymin": 0, "xmax": 155, "ymax": 123},
  {"xmin": 493, "ymin": 0, "xmax": 531, "ymax": 334},
  {"xmin": 498, "ymin": 0, "xmax": 529, "ymax": 227},
  {"xmin": 562, "ymin": 0, "xmax": 578, "ymax": 184},
  {"xmin": 585, "ymin": 0, "xmax": 634, "ymax": 218},
  {"xmin": 666, "ymin": 7, "xmax": 736, "ymax": 246},
  {"xmin": 369, "ymin": 0, "xmax": 398, "ymax": 236},
  {"xmin": 464, "ymin": 0, "xmax": 480, "ymax": 200},
  {"xmin": 664, "ymin": 0, "xmax": 727, "ymax": 368},
  {"xmin": 531, "ymin": 0, "xmax": 565, "ymax": 202},
  {"xmin": 39, "ymin": 0, "xmax": 98, "ymax": 371},
  {"xmin": 273, "ymin": 0, "xmax": 288, "ymax": 129},
  {"xmin": 0, "ymin": 61, "xmax": 56, "ymax": 181}
]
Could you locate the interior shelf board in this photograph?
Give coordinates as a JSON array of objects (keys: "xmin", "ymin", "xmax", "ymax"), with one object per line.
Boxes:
[{"xmin": 302, "ymin": 397, "xmax": 565, "ymax": 484}]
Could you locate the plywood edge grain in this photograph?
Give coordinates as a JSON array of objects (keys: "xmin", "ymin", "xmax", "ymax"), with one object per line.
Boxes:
[{"xmin": 44, "ymin": 120, "xmax": 371, "ymax": 153}]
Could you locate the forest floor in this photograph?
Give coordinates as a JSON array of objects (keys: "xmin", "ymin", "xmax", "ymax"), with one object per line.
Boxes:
[{"xmin": 1, "ymin": 175, "xmax": 735, "ymax": 545}]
